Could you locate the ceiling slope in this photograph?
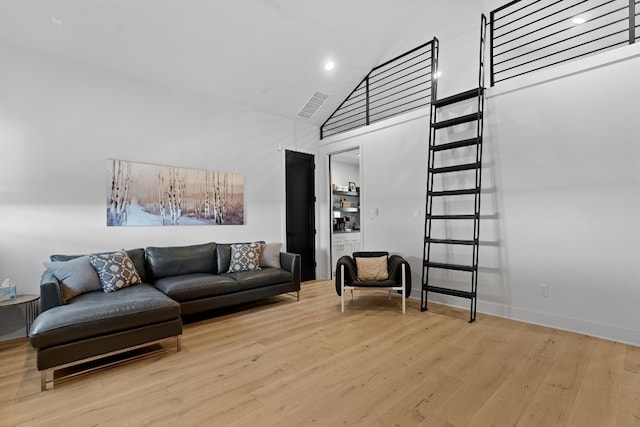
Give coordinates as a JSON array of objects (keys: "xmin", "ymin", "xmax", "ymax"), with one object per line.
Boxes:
[{"xmin": 0, "ymin": 0, "xmax": 496, "ymax": 126}]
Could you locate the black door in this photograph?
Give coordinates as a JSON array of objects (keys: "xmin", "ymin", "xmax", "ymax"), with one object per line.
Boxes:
[{"xmin": 285, "ymin": 150, "xmax": 316, "ymax": 281}]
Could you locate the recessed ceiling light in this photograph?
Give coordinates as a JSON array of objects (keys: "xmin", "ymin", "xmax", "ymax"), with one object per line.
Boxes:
[
  {"xmin": 572, "ymin": 17, "xmax": 586, "ymax": 24},
  {"xmin": 50, "ymin": 16, "xmax": 63, "ymax": 26},
  {"xmin": 324, "ymin": 61, "xmax": 335, "ymax": 71}
]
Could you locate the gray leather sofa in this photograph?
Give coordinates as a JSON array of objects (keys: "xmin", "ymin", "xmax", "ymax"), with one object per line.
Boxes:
[{"xmin": 29, "ymin": 242, "xmax": 301, "ymax": 390}]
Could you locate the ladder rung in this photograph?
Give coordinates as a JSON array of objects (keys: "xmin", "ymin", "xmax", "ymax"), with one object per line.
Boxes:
[
  {"xmin": 432, "ymin": 88, "xmax": 483, "ymax": 108},
  {"xmin": 428, "ymin": 188, "xmax": 480, "ymax": 197},
  {"xmin": 433, "ymin": 112, "xmax": 482, "ymax": 129},
  {"xmin": 425, "ymin": 285, "xmax": 476, "ymax": 299},
  {"xmin": 427, "ymin": 214, "xmax": 478, "ymax": 220},
  {"xmin": 432, "ymin": 137, "xmax": 481, "ymax": 152},
  {"xmin": 424, "ymin": 261, "xmax": 476, "ymax": 272},
  {"xmin": 431, "ymin": 162, "xmax": 481, "ymax": 174},
  {"xmin": 425, "ymin": 238, "xmax": 477, "ymax": 245}
]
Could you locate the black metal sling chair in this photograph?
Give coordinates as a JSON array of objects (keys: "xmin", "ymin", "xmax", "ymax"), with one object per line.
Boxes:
[{"xmin": 335, "ymin": 251, "xmax": 411, "ymax": 313}]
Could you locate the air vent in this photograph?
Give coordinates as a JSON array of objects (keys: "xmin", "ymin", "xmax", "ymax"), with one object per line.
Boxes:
[{"xmin": 297, "ymin": 91, "xmax": 330, "ymax": 119}]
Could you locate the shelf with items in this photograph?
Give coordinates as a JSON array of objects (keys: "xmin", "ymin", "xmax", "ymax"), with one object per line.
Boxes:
[
  {"xmin": 333, "ymin": 198, "xmax": 360, "ymax": 232},
  {"xmin": 332, "ymin": 193, "xmax": 359, "ymax": 209},
  {"xmin": 332, "ymin": 190, "xmax": 359, "ymax": 197},
  {"xmin": 332, "ymin": 190, "xmax": 359, "ymax": 211},
  {"xmin": 332, "ymin": 182, "xmax": 361, "ymax": 233}
]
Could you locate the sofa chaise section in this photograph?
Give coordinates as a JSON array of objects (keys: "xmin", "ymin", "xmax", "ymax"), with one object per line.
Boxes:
[{"xmin": 30, "ymin": 280, "xmax": 181, "ymax": 391}]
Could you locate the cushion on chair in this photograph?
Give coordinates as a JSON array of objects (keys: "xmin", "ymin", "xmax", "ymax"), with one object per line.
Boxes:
[{"xmin": 355, "ymin": 255, "xmax": 388, "ymax": 281}]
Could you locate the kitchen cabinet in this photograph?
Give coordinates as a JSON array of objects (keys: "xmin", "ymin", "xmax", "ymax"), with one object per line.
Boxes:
[{"xmin": 332, "ymin": 232, "xmax": 361, "ymax": 276}]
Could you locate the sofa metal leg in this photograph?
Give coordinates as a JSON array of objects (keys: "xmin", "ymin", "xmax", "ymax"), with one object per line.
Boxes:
[
  {"xmin": 176, "ymin": 336, "xmax": 182, "ymax": 352},
  {"xmin": 297, "ymin": 290, "xmax": 300, "ymax": 301}
]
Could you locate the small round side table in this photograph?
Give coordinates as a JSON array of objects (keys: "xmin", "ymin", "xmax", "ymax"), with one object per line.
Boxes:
[{"xmin": 0, "ymin": 294, "xmax": 40, "ymax": 336}]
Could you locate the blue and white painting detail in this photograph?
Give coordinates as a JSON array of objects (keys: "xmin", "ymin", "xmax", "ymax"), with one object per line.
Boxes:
[{"xmin": 106, "ymin": 160, "xmax": 244, "ymax": 226}]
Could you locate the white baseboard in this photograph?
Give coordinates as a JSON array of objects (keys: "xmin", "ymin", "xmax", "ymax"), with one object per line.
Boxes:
[
  {"xmin": 0, "ymin": 323, "xmax": 27, "ymax": 342},
  {"xmin": 410, "ymin": 291, "xmax": 640, "ymax": 347}
]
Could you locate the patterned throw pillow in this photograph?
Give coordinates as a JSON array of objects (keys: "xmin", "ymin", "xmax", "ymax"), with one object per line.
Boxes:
[
  {"xmin": 227, "ymin": 242, "xmax": 263, "ymax": 273},
  {"xmin": 89, "ymin": 250, "xmax": 142, "ymax": 292},
  {"xmin": 355, "ymin": 255, "xmax": 389, "ymax": 281}
]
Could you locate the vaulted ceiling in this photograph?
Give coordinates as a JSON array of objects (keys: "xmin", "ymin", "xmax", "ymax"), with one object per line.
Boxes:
[{"xmin": 0, "ymin": 0, "xmax": 498, "ymax": 126}]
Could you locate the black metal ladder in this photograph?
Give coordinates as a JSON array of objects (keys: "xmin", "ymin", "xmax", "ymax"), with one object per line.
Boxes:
[{"xmin": 421, "ymin": 15, "xmax": 486, "ymax": 323}]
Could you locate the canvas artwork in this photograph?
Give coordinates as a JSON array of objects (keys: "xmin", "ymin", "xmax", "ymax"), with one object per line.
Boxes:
[{"xmin": 106, "ymin": 159, "xmax": 244, "ymax": 226}]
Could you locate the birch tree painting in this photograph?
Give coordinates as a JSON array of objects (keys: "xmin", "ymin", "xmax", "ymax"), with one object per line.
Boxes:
[{"xmin": 106, "ymin": 160, "xmax": 244, "ymax": 226}]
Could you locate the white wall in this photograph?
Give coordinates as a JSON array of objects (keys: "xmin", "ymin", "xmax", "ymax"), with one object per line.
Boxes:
[
  {"xmin": 319, "ymin": 40, "xmax": 640, "ymax": 345},
  {"xmin": 330, "ymin": 159, "xmax": 359, "ymax": 189},
  {"xmin": 481, "ymin": 45, "xmax": 640, "ymax": 345},
  {"xmin": 0, "ymin": 41, "xmax": 318, "ymax": 340}
]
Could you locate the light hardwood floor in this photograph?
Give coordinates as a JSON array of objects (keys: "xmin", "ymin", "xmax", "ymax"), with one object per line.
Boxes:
[{"xmin": 1, "ymin": 280, "xmax": 639, "ymax": 426}]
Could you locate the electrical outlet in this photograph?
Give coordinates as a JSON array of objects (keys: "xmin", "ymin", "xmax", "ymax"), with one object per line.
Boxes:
[{"xmin": 538, "ymin": 283, "xmax": 549, "ymax": 297}]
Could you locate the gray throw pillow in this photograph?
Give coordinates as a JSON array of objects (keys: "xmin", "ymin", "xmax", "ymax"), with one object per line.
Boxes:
[
  {"xmin": 89, "ymin": 250, "xmax": 142, "ymax": 292},
  {"xmin": 44, "ymin": 256, "xmax": 102, "ymax": 303},
  {"xmin": 259, "ymin": 243, "xmax": 282, "ymax": 268}
]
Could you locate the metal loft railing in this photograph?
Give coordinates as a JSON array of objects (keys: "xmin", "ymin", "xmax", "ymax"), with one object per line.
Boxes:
[
  {"xmin": 321, "ymin": 39, "xmax": 437, "ymax": 139},
  {"xmin": 490, "ymin": 0, "xmax": 638, "ymax": 86}
]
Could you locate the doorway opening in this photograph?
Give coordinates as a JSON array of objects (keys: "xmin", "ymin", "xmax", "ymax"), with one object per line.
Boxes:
[{"xmin": 329, "ymin": 148, "xmax": 361, "ymax": 276}]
